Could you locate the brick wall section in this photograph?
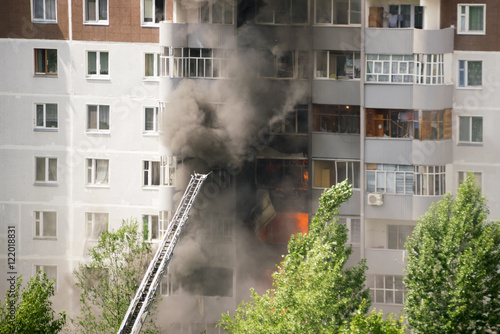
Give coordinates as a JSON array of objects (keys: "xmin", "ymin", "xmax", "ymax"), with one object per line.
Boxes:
[
  {"xmin": 0, "ymin": 0, "xmax": 69, "ymax": 40},
  {"xmin": 72, "ymin": 0, "xmax": 165, "ymax": 43},
  {"xmin": 441, "ymin": 0, "xmax": 500, "ymax": 51}
]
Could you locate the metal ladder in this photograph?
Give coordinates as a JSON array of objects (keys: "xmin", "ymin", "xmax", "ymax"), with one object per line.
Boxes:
[{"xmin": 118, "ymin": 173, "xmax": 209, "ymax": 334}]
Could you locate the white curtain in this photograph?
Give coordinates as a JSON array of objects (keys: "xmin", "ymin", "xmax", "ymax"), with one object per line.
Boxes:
[{"xmin": 95, "ymin": 159, "xmax": 109, "ymax": 184}]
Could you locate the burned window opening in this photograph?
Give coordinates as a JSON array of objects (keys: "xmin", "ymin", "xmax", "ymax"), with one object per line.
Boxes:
[
  {"xmin": 270, "ymin": 104, "xmax": 308, "ymax": 134},
  {"xmin": 256, "ymin": 158, "xmax": 309, "ymax": 190},
  {"xmin": 313, "ymin": 104, "xmax": 360, "ymax": 134}
]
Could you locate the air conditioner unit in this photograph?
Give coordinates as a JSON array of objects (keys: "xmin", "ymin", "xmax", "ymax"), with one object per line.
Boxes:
[{"xmin": 367, "ymin": 193, "xmax": 383, "ymax": 206}]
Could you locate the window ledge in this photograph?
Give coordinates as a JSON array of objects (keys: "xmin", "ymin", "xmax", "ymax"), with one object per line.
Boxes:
[
  {"xmin": 456, "ymin": 86, "xmax": 483, "ymax": 90},
  {"xmin": 143, "ymin": 77, "xmax": 160, "ymax": 82},
  {"xmin": 86, "ymin": 184, "xmax": 110, "ymax": 188},
  {"xmin": 34, "ymin": 128, "xmax": 58, "ymax": 132},
  {"xmin": 34, "ymin": 74, "xmax": 58, "ymax": 78},
  {"xmin": 33, "ymin": 237, "xmax": 57, "ymax": 240},
  {"xmin": 86, "ymin": 76, "xmax": 110, "ymax": 81},
  {"xmin": 141, "ymin": 23, "xmax": 160, "ymax": 28},
  {"xmin": 457, "ymin": 31, "xmax": 485, "ymax": 35},
  {"xmin": 143, "ymin": 132, "xmax": 159, "ymax": 136},
  {"xmin": 34, "ymin": 182, "xmax": 58, "ymax": 187},
  {"xmin": 86, "ymin": 130, "xmax": 110, "ymax": 135},
  {"xmin": 313, "ymin": 24, "xmax": 362, "ymax": 27},
  {"xmin": 32, "ymin": 20, "xmax": 57, "ymax": 24},
  {"xmin": 457, "ymin": 142, "xmax": 483, "ymax": 147},
  {"xmin": 84, "ymin": 21, "xmax": 109, "ymax": 26},
  {"xmin": 142, "ymin": 186, "xmax": 160, "ymax": 190},
  {"xmin": 314, "ymin": 78, "xmax": 361, "ymax": 81}
]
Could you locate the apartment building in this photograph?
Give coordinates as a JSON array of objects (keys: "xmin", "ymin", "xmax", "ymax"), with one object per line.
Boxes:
[{"xmin": 1, "ymin": 0, "xmax": 499, "ymax": 333}]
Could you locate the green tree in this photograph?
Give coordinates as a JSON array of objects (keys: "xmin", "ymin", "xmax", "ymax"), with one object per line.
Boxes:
[
  {"xmin": 404, "ymin": 173, "xmax": 500, "ymax": 333},
  {"xmin": 339, "ymin": 300, "xmax": 406, "ymax": 334},
  {"xmin": 72, "ymin": 218, "xmax": 158, "ymax": 333},
  {"xmin": 219, "ymin": 181, "xmax": 378, "ymax": 333},
  {"xmin": 0, "ymin": 272, "xmax": 66, "ymax": 333}
]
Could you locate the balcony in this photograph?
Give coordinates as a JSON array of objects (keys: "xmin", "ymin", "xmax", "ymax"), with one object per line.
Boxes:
[
  {"xmin": 312, "ymin": 80, "xmax": 361, "ymax": 105},
  {"xmin": 159, "ymin": 22, "xmax": 235, "ymax": 48},
  {"xmin": 365, "ymin": 27, "xmax": 454, "ymax": 55},
  {"xmin": 365, "ymin": 248, "xmax": 406, "ymax": 275}
]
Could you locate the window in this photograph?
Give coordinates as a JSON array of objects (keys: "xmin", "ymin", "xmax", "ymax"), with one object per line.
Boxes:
[
  {"xmin": 35, "ymin": 157, "xmax": 57, "ymax": 184},
  {"xmin": 459, "ymin": 116, "xmax": 483, "ymax": 143},
  {"xmin": 313, "ymin": 105, "xmax": 360, "ymax": 133},
  {"xmin": 207, "ymin": 213, "xmax": 232, "ymax": 241},
  {"xmin": 315, "ymin": 0, "xmax": 361, "ymax": 25},
  {"xmin": 367, "ymin": 275, "xmax": 405, "ymax": 304},
  {"xmin": 388, "ymin": 225, "xmax": 414, "ymax": 249},
  {"xmin": 255, "ymin": 159, "xmax": 309, "ymax": 189},
  {"xmin": 458, "ymin": 60, "xmax": 482, "ymax": 87},
  {"xmin": 414, "ymin": 166, "xmax": 446, "ymax": 196},
  {"xmin": 87, "ymin": 51, "xmax": 109, "ymax": 77},
  {"xmin": 256, "ymin": 0, "xmax": 308, "ymax": 25},
  {"xmin": 260, "ymin": 50, "xmax": 309, "ymax": 79},
  {"xmin": 201, "ymin": 0, "xmax": 234, "ymax": 24},
  {"xmin": 142, "ymin": 0, "xmax": 165, "ymax": 25},
  {"xmin": 35, "ymin": 103, "xmax": 58, "ymax": 130},
  {"xmin": 387, "ymin": 5, "xmax": 423, "ymax": 29},
  {"xmin": 35, "ymin": 265, "xmax": 57, "ymax": 290},
  {"xmin": 415, "ymin": 54, "xmax": 444, "ymax": 85},
  {"xmin": 144, "ymin": 53, "xmax": 160, "ymax": 78},
  {"xmin": 161, "ymin": 156, "xmax": 176, "ymax": 186},
  {"xmin": 338, "ymin": 217, "xmax": 360, "ymax": 244},
  {"xmin": 458, "ymin": 171, "xmax": 482, "ymax": 190},
  {"xmin": 87, "ymin": 105, "xmax": 110, "ymax": 131},
  {"xmin": 86, "ymin": 158, "xmax": 109, "ymax": 185},
  {"xmin": 366, "ymin": 164, "xmax": 414, "ymax": 194},
  {"xmin": 143, "ymin": 214, "xmax": 160, "ymax": 241},
  {"xmin": 85, "ymin": 0, "xmax": 108, "ymax": 23},
  {"xmin": 270, "ymin": 104, "xmax": 308, "ymax": 134},
  {"xmin": 315, "ymin": 51, "xmax": 360, "ymax": 79},
  {"xmin": 458, "ymin": 4, "xmax": 485, "ymax": 34},
  {"xmin": 85, "ymin": 213, "xmax": 108, "ymax": 240},
  {"xmin": 32, "ymin": 0, "xmax": 56, "ymax": 22},
  {"xmin": 366, "ymin": 109, "xmax": 451, "ymax": 140},
  {"xmin": 159, "ymin": 211, "xmax": 172, "ymax": 238},
  {"xmin": 314, "ymin": 160, "xmax": 360, "ymax": 189},
  {"xmin": 168, "ymin": 48, "xmax": 233, "ymax": 78},
  {"xmin": 144, "ymin": 107, "xmax": 159, "ymax": 133},
  {"xmin": 34, "ymin": 49, "xmax": 57, "ymax": 75},
  {"xmin": 143, "ymin": 161, "xmax": 160, "ymax": 187},
  {"xmin": 34, "ymin": 211, "xmax": 57, "ymax": 238}
]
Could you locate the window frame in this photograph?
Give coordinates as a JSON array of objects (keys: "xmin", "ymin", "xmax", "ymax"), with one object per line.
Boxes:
[
  {"xmin": 34, "ymin": 103, "xmax": 58, "ymax": 131},
  {"xmin": 144, "ymin": 53, "xmax": 161, "ymax": 79},
  {"xmin": 86, "ymin": 51, "xmax": 110, "ymax": 79},
  {"xmin": 143, "ymin": 214, "xmax": 160, "ymax": 241},
  {"xmin": 85, "ymin": 212, "xmax": 108, "ymax": 240},
  {"xmin": 366, "ymin": 163, "xmax": 414, "ymax": 195},
  {"xmin": 315, "ymin": 50, "xmax": 361, "ymax": 80},
  {"xmin": 86, "ymin": 105, "xmax": 110, "ymax": 133},
  {"xmin": 458, "ymin": 171, "xmax": 482, "ymax": 191},
  {"xmin": 458, "ymin": 115, "xmax": 483, "ymax": 144},
  {"xmin": 314, "ymin": 0, "xmax": 361, "ymax": 26},
  {"xmin": 143, "ymin": 160, "xmax": 161, "ymax": 188},
  {"xmin": 84, "ymin": 0, "xmax": 109, "ymax": 25},
  {"xmin": 144, "ymin": 107, "xmax": 159, "ymax": 134},
  {"xmin": 34, "ymin": 211, "xmax": 57, "ymax": 239},
  {"xmin": 34, "ymin": 48, "xmax": 58, "ymax": 76},
  {"xmin": 458, "ymin": 59, "xmax": 482, "ymax": 88},
  {"xmin": 387, "ymin": 224, "xmax": 414, "ymax": 249},
  {"xmin": 367, "ymin": 275, "xmax": 406, "ymax": 305},
  {"xmin": 200, "ymin": 0, "xmax": 234, "ymax": 25},
  {"xmin": 338, "ymin": 216, "xmax": 360, "ymax": 245},
  {"xmin": 34, "ymin": 265, "xmax": 58, "ymax": 290},
  {"xmin": 35, "ymin": 157, "xmax": 58, "ymax": 185},
  {"xmin": 457, "ymin": 4, "xmax": 486, "ymax": 35},
  {"xmin": 32, "ymin": 0, "xmax": 57, "ymax": 23},
  {"xmin": 256, "ymin": 0, "xmax": 309, "ymax": 25},
  {"xmin": 161, "ymin": 156, "xmax": 177, "ymax": 186},
  {"xmin": 86, "ymin": 158, "xmax": 110, "ymax": 186},
  {"xmin": 414, "ymin": 165, "xmax": 446, "ymax": 196},
  {"xmin": 141, "ymin": 0, "xmax": 165, "ymax": 26},
  {"xmin": 313, "ymin": 160, "xmax": 360, "ymax": 189}
]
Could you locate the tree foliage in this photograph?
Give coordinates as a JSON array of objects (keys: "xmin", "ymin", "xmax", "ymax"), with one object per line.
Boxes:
[
  {"xmin": 339, "ymin": 300, "xmax": 406, "ymax": 334},
  {"xmin": 404, "ymin": 172, "xmax": 500, "ymax": 333},
  {"xmin": 219, "ymin": 181, "xmax": 376, "ymax": 333},
  {"xmin": 0, "ymin": 272, "xmax": 66, "ymax": 333},
  {"xmin": 72, "ymin": 218, "xmax": 158, "ymax": 333}
]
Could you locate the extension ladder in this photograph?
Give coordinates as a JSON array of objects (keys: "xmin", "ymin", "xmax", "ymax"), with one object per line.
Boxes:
[{"xmin": 118, "ymin": 173, "xmax": 209, "ymax": 334}]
